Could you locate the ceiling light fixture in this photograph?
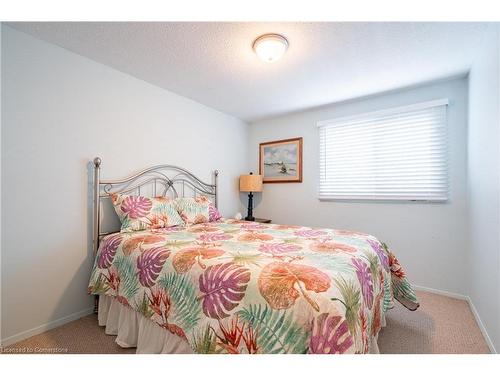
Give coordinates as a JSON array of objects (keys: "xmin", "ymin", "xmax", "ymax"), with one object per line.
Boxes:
[{"xmin": 253, "ymin": 34, "xmax": 289, "ymax": 63}]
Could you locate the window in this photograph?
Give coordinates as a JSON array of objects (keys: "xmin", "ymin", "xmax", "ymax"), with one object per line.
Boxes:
[{"xmin": 318, "ymin": 99, "xmax": 448, "ymax": 201}]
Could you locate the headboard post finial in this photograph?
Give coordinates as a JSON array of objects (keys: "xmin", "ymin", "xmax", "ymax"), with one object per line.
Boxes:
[{"xmin": 94, "ymin": 157, "xmax": 102, "ymax": 168}]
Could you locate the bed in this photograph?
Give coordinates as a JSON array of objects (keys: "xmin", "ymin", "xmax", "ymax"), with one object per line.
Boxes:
[{"xmin": 88, "ymin": 158, "xmax": 419, "ymax": 354}]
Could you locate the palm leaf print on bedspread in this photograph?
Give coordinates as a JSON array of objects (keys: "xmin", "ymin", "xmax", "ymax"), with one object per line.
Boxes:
[{"xmin": 89, "ymin": 219, "xmax": 419, "ymax": 354}]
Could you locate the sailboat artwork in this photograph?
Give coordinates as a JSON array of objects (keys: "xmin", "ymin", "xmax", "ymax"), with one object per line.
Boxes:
[{"xmin": 259, "ymin": 137, "xmax": 303, "ymax": 183}]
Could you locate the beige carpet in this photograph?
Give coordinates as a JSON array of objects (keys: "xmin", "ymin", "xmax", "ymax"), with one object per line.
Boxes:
[
  {"xmin": 378, "ymin": 291, "xmax": 490, "ymax": 354},
  {"xmin": 3, "ymin": 291, "xmax": 491, "ymax": 354}
]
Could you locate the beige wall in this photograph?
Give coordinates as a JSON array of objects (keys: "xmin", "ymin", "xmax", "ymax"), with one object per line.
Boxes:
[
  {"xmin": 248, "ymin": 77, "xmax": 469, "ymax": 296},
  {"xmin": 467, "ymin": 23, "xmax": 500, "ymax": 352},
  {"xmin": 0, "ymin": 26, "xmax": 249, "ymax": 343}
]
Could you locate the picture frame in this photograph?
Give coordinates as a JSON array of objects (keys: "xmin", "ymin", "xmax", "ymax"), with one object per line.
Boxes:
[{"xmin": 259, "ymin": 137, "xmax": 303, "ymax": 183}]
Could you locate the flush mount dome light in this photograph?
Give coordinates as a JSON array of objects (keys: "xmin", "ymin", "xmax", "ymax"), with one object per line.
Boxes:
[{"xmin": 253, "ymin": 33, "xmax": 289, "ymax": 63}]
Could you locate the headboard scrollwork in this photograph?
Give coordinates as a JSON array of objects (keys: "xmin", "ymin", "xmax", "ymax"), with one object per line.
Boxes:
[{"xmin": 92, "ymin": 157, "xmax": 219, "ymax": 254}]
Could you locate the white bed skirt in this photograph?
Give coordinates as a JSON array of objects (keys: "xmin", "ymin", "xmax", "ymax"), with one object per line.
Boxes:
[
  {"xmin": 98, "ymin": 295, "xmax": 194, "ymax": 354},
  {"xmin": 98, "ymin": 295, "xmax": 384, "ymax": 354}
]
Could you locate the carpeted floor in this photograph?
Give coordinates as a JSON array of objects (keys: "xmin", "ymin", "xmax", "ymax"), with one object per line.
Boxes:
[
  {"xmin": 2, "ymin": 291, "xmax": 491, "ymax": 354},
  {"xmin": 378, "ymin": 291, "xmax": 490, "ymax": 354}
]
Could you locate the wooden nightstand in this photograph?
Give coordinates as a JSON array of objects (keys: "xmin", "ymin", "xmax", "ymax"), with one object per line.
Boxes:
[{"xmin": 252, "ymin": 218, "xmax": 272, "ymax": 224}]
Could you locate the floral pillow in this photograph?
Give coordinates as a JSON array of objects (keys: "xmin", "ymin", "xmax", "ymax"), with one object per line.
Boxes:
[
  {"xmin": 208, "ymin": 203, "xmax": 222, "ymax": 222},
  {"xmin": 111, "ymin": 194, "xmax": 185, "ymax": 232},
  {"xmin": 175, "ymin": 196, "xmax": 211, "ymax": 225}
]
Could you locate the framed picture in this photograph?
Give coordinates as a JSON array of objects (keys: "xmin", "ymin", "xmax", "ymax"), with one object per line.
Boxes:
[{"xmin": 259, "ymin": 137, "xmax": 303, "ymax": 183}]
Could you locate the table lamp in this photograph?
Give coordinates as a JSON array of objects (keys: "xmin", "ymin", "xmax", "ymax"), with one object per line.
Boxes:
[{"xmin": 239, "ymin": 172, "xmax": 263, "ymax": 221}]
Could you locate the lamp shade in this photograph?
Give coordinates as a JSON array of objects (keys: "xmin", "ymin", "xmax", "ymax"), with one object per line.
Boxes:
[{"xmin": 240, "ymin": 174, "xmax": 263, "ymax": 192}]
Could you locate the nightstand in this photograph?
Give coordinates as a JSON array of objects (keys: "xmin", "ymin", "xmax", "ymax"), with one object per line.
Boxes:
[{"xmin": 251, "ymin": 218, "xmax": 272, "ymax": 224}]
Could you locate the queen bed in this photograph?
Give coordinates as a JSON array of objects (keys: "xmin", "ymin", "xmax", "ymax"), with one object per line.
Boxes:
[{"xmin": 88, "ymin": 158, "xmax": 419, "ymax": 354}]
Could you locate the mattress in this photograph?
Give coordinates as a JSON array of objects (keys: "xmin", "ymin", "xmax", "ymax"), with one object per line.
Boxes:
[{"xmin": 88, "ymin": 219, "xmax": 419, "ymax": 354}]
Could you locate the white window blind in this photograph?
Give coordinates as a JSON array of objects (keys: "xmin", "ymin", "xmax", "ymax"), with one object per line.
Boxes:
[{"xmin": 318, "ymin": 99, "xmax": 448, "ymax": 201}]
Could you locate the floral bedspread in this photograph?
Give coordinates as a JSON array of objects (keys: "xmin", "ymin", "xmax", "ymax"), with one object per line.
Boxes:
[{"xmin": 88, "ymin": 219, "xmax": 419, "ymax": 354}]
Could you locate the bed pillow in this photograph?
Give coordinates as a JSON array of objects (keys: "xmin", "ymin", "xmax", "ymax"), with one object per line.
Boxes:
[
  {"xmin": 111, "ymin": 193, "xmax": 185, "ymax": 232},
  {"xmin": 208, "ymin": 203, "xmax": 222, "ymax": 222},
  {"xmin": 175, "ymin": 196, "xmax": 211, "ymax": 225}
]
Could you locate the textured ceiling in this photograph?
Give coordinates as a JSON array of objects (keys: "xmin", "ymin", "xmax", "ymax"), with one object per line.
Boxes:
[{"xmin": 7, "ymin": 22, "xmax": 489, "ymax": 122}]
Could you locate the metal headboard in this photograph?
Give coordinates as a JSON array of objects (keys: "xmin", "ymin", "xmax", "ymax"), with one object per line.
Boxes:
[{"xmin": 92, "ymin": 157, "xmax": 219, "ymax": 254}]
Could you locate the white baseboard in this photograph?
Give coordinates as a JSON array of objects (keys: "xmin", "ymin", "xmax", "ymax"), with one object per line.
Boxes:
[
  {"xmin": 413, "ymin": 284, "xmax": 497, "ymax": 354},
  {"xmin": 465, "ymin": 296, "xmax": 497, "ymax": 354},
  {"xmin": 413, "ymin": 284, "xmax": 468, "ymax": 300},
  {"xmin": 0, "ymin": 307, "xmax": 94, "ymax": 347}
]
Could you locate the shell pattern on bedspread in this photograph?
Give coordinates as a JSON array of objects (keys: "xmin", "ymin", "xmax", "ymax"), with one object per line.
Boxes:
[{"xmin": 88, "ymin": 219, "xmax": 418, "ymax": 354}]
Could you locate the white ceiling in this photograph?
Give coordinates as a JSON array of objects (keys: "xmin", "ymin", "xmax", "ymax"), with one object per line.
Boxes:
[{"xmin": 7, "ymin": 22, "xmax": 489, "ymax": 122}]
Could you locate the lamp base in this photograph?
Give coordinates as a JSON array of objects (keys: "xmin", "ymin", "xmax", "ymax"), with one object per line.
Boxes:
[{"xmin": 246, "ymin": 192, "xmax": 254, "ymax": 221}]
